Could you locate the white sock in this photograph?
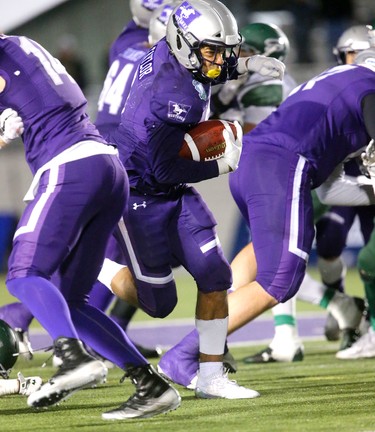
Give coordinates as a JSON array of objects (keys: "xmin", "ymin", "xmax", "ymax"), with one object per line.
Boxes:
[
  {"xmin": 196, "ymin": 317, "xmax": 228, "ymax": 355},
  {"xmin": 199, "ymin": 362, "xmax": 222, "ymax": 380},
  {"xmin": 297, "ymin": 272, "xmax": 326, "ymax": 305},
  {"xmin": 0, "ymin": 378, "xmax": 19, "ymax": 396}
]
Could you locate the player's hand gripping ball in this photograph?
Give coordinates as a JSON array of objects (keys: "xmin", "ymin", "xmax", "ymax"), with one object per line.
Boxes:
[{"xmin": 179, "ymin": 120, "xmax": 238, "ymax": 162}]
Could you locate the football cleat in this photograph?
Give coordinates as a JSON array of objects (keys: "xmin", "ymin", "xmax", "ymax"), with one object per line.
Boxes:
[
  {"xmin": 27, "ymin": 337, "xmax": 107, "ymax": 408},
  {"xmin": 102, "ymin": 364, "xmax": 181, "ymax": 420},
  {"xmin": 223, "ymin": 350, "xmax": 237, "ymax": 374},
  {"xmin": 134, "ymin": 343, "xmax": 162, "ymax": 359},
  {"xmin": 17, "ymin": 372, "xmax": 42, "ymax": 396},
  {"xmin": 324, "ymin": 313, "xmax": 341, "ymax": 341},
  {"xmin": 243, "ymin": 345, "xmax": 304, "ymax": 364},
  {"xmin": 195, "ymin": 368, "xmax": 260, "ymax": 399},
  {"xmin": 336, "ymin": 328, "xmax": 375, "ymax": 359}
]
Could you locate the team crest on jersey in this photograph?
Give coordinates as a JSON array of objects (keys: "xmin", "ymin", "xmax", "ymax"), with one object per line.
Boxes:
[
  {"xmin": 143, "ymin": 0, "xmax": 164, "ymax": 11},
  {"xmin": 192, "ymin": 80, "xmax": 207, "ymax": 101},
  {"xmin": 168, "ymin": 101, "xmax": 191, "ymax": 122},
  {"xmin": 175, "ymin": 1, "xmax": 201, "ymax": 31}
]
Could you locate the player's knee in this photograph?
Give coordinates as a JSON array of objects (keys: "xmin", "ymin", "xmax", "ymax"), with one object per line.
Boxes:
[
  {"xmin": 138, "ymin": 287, "xmax": 177, "ymax": 318},
  {"xmin": 195, "ymin": 257, "xmax": 232, "ymax": 294},
  {"xmin": 358, "ymin": 246, "xmax": 375, "ymax": 283},
  {"xmin": 316, "ymin": 218, "xmax": 346, "ymax": 258}
]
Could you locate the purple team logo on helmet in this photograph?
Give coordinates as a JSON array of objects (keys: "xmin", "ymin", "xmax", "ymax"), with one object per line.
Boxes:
[
  {"xmin": 175, "ymin": 1, "xmax": 201, "ymax": 31},
  {"xmin": 158, "ymin": 4, "xmax": 174, "ymax": 25},
  {"xmin": 143, "ymin": 0, "xmax": 164, "ymax": 11}
]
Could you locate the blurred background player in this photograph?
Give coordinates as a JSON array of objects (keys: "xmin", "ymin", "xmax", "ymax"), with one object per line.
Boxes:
[{"xmin": 315, "ymin": 24, "xmax": 375, "ymax": 344}]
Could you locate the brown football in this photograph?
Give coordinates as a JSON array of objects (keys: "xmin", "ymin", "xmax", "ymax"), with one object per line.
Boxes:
[{"xmin": 179, "ymin": 120, "xmax": 237, "ymax": 162}]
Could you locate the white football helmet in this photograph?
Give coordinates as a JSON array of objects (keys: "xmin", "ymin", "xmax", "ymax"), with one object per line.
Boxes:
[
  {"xmin": 148, "ymin": 1, "xmax": 181, "ymax": 46},
  {"xmin": 130, "ymin": 0, "xmax": 169, "ymax": 28},
  {"xmin": 333, "ymin": 25, "xmax": 374, "ymax": 64},
  {"xmin": 166, "ymin": 0, "xmax": 241, "ymax": 79},
  {"xmin": 354, "ymin": 48, "xmax": 375, "ymax": 71}
]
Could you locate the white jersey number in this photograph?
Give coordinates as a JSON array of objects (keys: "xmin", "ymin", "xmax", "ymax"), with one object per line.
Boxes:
[
  {"xmin": 19, "ymin": 36, "xmax": 74, "ymax": 86},
  {"xmin": 97, "ymin": 60, "xmax": 135, "ymax": 115}
]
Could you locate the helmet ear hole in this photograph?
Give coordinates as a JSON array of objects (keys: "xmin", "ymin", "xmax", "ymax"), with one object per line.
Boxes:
[{"xmin": 177, "ymin": 35, "xmax": 182, "ymax": 50}]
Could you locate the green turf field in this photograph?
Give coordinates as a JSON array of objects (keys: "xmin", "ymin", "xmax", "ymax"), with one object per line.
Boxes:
[
  {"xmin": 0, "ymin": 342, "xmax": 374, "ymax": 432},
  {"xmin": 0, "ymin": 267, "xmax": 373, "ymax": 431}
]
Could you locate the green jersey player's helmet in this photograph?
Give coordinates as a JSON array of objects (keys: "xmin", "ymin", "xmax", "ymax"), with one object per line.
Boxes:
[
  {"xmin": 0, "ymin": 319, "xmax": 19, "ymax": 379},
  {"xmin": 240, "ymin": 22, "xmax": 289, "ymax": 62}
]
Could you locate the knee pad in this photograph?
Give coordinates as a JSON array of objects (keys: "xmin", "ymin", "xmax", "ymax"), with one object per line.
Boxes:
[
  {"xmin": 194, "ymin": 254, "xmax": 232, "ymax": 294},
  {"xmin": 137, "ymin": 284, "xmax": 178, "ymax": 318}
]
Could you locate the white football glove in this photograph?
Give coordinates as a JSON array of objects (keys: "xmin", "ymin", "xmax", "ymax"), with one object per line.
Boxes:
[
  {"xmin": 237, "ymin": 55, "xmax": 285, "ymax": 79},
  {"xmin": 361, "ymin": 139, "xmax": 375, "ymax": 194},
  {"xmin": 217, "ymin": 121, "xmax": 243, "ymax": 174},
  {"xmin": 0, "ymin": 108, "xmax": 24, "ymax": 146}
]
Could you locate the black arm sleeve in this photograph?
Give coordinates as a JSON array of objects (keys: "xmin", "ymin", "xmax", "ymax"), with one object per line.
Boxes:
[{"xmin": 362, "ymin": 93, "xmax": 375, "ymax": 140}]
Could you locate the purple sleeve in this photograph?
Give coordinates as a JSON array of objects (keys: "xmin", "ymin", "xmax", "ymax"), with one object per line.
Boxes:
[{"xmin": 147, "ymin": 121, "xmax": 219, "ymax": 185}]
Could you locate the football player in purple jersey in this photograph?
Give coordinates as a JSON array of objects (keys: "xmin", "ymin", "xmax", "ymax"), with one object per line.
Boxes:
[
  {"xmin": 0, "ymin": 34, "xmax": 181, "ymax": 419},
  {"xmin": 100, "ymin": 0, "xmax": 284, "ymax": 400},
  {"xmin": 0, "ymin": 0, "xmax": 172, "ymax": 362}
]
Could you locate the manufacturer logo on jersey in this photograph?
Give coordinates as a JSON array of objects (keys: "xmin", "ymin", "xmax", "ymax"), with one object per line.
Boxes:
[
  {"xmin": 142, "ymin": 0, "xmax": 164, "ymax": 11},
  {"xmin": 133, "ymin": 201, "xmax": 147, "ymax": 210},
  {"xmin": 192, "ymin": 80, "xmax": 207, "ymax": 101},
  {"xmin": 168, "ymin": 101, "xmax": 191, "ymax": 122},
  {"xmin": 175, "ymin": 1, "xmax": 201, "ymax": 30}
]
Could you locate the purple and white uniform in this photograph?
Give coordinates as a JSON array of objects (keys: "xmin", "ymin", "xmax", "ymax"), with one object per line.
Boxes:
[
  {"xmin": 112, "ymin": 39, "xmax": 233, "ymax": 318},
  {"xmin": 0, "ymin": 35, "xmax": 148, "ymax": 367},
  {"xmin": 229, "ymin": 64, "xmax": 375, "ymax": 302},
  {"xmin": 95, "ymin": 20, "xmax": 149, "ymax": 137},
  {"xmin": 0, "ymin": 35, "xmax": 126, "ymax": 290}
]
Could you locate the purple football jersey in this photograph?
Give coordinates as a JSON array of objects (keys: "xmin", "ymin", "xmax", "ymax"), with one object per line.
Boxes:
[
  {"xmin": 96, "ymin": 21, "xmax": 149, "ymax": 137},
  {"xmin": 113, "ymin": 39, "xmax": 219, "ymax": 193},
  {"xmin": 108, "ymin": 20, "xmax": 148, "ymax": 64},
  {"xmin": 0, "ymin": 35, "xmax": 106, "ymax": 174},
  {"xmin": 248, "ymin": 64, "xmax": 375, "ymax": 187}
]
